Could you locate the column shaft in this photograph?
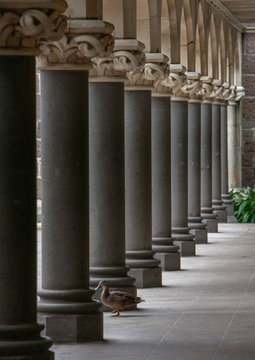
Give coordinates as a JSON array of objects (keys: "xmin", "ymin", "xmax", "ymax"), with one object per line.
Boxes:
[
  {"xmin": 212, "ymin": 104, "xmax": 227, "ymax": 222},
  {"xmin": 188, "ymin": 101, "xmax": 207, "ymax": 244},
  {"xmin": 228, "ymin": 103, "xmax": 238, "ymax": 188},
  {"xmin": 171, "ymin": 100, "xmax": 195, "ymax": 256},
  {"xmin": 221, "ymin": 104, "xmax": 236, "ymax": 221},
  {"xmin": 201, "ymin": 102, "xmax": 218, "ymax": 232},
  {"xmin": 0, "ymin": 56, "xmax": 52, "ymax": 358},
  {"xmin": 125, "ymin": 90, "xmax": 162, "ymax": 288},
  {"xmin": 152, "ymin": 96, "xmax": 180, "ymax": 271},
  {"xmin": 38, "ymin": 70, "xmax": 102, "ymax": 343},
  {"xmin": 89, "ymin": 82, "xmax": 136, "ymax": 303}
]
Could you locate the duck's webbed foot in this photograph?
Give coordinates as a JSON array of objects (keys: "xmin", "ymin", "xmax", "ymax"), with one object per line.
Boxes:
[{"xmin": 112, "ymin": 308, "xmax": 121, "ymax": 316}]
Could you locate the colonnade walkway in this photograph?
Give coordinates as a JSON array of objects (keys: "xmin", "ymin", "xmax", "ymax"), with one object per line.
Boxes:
[{"xmin": 38, "ymin": 224, "xmax": 255, "ymax": 360}]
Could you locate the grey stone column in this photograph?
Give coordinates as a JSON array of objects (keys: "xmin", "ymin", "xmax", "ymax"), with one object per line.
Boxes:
[
  {"xmin": 228, "ymin": 102, "xmax": 238, "ymax": 188},
  {"xmin": 152, "ymin": 96, "xmax": 180, "ymax": 271},
  {"xmin": 89, "ymin": 81, "xmax": 136, "ymax": 300},
  {"xmin": 188, "ymin": 101, "xmax": 208, "ymax": 244},
  {"xmin": 125, "ymin": 89, "xmax": 162, "ymax": 288},
  {"xmin": 171, "ymin": 99, "xmax": 195, "ymax": 256},
  {"xmin": 201, "ymin": 102, "xmax": 218, "ymax": 232},
  {"xmin": 212, "ymin": 103, "xmax": 227, "ymax": 222},
  {"xmin": 0, "ymin": 56, "xmax": 53, "ymax": 359},
  {"xmin": 38, "ymin": 70, "xmax": 103, "ymax": 342},
  {"xmin": 221, "ymin": 104, "xmax": 235, "ymax": 221}
]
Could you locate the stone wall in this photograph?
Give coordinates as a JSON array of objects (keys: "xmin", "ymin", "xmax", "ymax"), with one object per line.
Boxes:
[
  {"xmin": 242, "ymin": 33, "xmax": 255, "ymax": 187},
  {"xmin": 36, "ymin": 70, "xmax": 42, "ymax": 199}
]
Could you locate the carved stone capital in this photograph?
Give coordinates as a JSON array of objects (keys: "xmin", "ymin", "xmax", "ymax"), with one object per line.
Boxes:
[
  {"xmin": 38, "ymin": 19, "xmax": 114, "ymax": 69},
  {"xmin": 0, "ymin": 0, "xmax": 67, "ymax": 55},
  {"xmin": 210, "ymin": 79, "xmax": 223, "ymax": 102},
  {"xmin": 181, "ymin": 72, "xmax": 201, "ymax": 99},
  {"xmin": 235, "ymin": 85, "xmax": 245, "ymax": 102},
  {"xmin": 142, "ymin": 53, "xmax": 170, "ymax": 93},
  {"xmin": 226, "ymin": 84, "xmax": 237, "ymax": 104},
  {"xmin": 200, "ymin": 76, "xmax": 213, "ymax": 102},
  {"xmin": 88, "ymin": 39, "xmax": 145, "ymax": 82},
  {"xmin": 222, "ymin": 82, "xmax": 231, "ymax": 101},
  {"xmin": 162, "ymin": 64, "xmax": 187, "ymax": 98}
]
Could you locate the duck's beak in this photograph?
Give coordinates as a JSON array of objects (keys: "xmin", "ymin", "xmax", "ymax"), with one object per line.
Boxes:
[{"xmin": 95, "ymin": 284, "xmax": 101, "ymax": 291}]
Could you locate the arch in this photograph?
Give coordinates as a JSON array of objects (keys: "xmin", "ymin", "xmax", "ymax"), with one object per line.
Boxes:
[
  {"xmin": 148, "ymin": 0, "xmax": 162, "ymax": 52},
  {"xmin": 207, "ymin": 12, "xmax": 218, "ymax": 79},
  {"xmin": 182, "ymin": 0, "xmax": 195, "ymax": 71},
  {"xmin": 196, "ymin": 1, "xmax": 207, "ymax": 75},
  {"xmin": 167, "ymin": 0, "xmax": 181, "ymax": 63},
  {"xmin": 161, "ymin": 0, "xmax": 171, "ymax": 59},
  {"xmin": 180, "ymin": 6, "xmax": 188, "ymax": 68},
  {"xmin": 219, "ymin": 21, "xmax": 227, "ymax": 81},
  {"xmin": 227, "ymin": 27, "xmax": 234, "ymax": 84},
  {"xmin": 195, "ymin": 23, "xmax": 201, "ymax": 73}
]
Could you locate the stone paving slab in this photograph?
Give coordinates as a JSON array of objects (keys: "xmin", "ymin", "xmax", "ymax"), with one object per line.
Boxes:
[{"xmin": 37, "ymin": 224, "xmax": 255, "ymax": 360}]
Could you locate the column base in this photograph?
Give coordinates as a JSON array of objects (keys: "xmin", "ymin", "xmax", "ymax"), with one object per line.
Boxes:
[
  {"xmin": 188, "ymin": 217, "xmax": 208, "ymax": 244},
  {"xmin": 201, "ymin": 217, "xmax": 218, "ymax": 233},
  {"xmin": 223, "ymin": 201, "xmax": 237, "ymax": 223},
  {"xmin": 154, "ymin": 252, "xmax": 181, "ymax": 271},
  {"xmin": 189, "ymin": 228, "xmax": 208, "ymax": 244},
  {"xmin": 213, "ymin": 209, "xmax": 227, "ymax": 223},
  {"xmin": 38, "ymin": 312, "xmax": 103, "ymax": 343},
  {"xmin": 212, "ymin": 201, "xmax": 227, "ymax": 223},
  {"xmin": 173, "ymin": 240, "xmax": 196, "ymax": 257},
  {"xmin": 172, "ymin": 228, "xmax": 195, "ymax": 256},
  {"xmin": 152, "ymin": 237, "xmax": 180, "ymax": 271},
  {"xmin": 224, "ymin": 202, "xmax": 234, "ymax": 216},
  {"xmin": 0, "ymin": 324, "xmax": 53, "ymax": 359},
  {"xmin": 128, "ymin": 267, "xmax": 162, "ymax": 288},
  {"xmin": 93, "ymin": 286, "xmax": 137, "ymax": 312}
]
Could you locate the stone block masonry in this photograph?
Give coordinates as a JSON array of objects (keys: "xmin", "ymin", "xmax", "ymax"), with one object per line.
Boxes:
[{"xmin": 242, "ymin": 33, "xmax": 255, "ymax": 187}]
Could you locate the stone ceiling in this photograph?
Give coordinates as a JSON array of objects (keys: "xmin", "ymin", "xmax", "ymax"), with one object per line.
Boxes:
[{"xmin": 220, "ymin": 0, "xmax": 255, "ymax": 25}]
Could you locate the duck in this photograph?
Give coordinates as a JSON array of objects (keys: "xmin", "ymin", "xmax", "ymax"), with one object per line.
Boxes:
[{"xmin": 95, "ymin": 280, "xmax": 145, "ymax": 316}]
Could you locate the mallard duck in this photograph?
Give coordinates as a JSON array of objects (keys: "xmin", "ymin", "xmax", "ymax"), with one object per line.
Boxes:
[{"xmin": 95, "ymin": 280, "xmax": 145, "ymax": 316}]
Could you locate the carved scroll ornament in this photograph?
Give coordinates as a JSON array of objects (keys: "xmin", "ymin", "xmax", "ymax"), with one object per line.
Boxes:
[
  {"xmin": 39, "ymin": 32, "xmax": 114, "ymax": 66},
  {"xmin": 0, "ymin": 1, "xmax": 67, "ymax": 53}
]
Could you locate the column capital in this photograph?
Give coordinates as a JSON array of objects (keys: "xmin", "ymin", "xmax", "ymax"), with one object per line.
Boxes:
[
  {"xmin": 38, "ymin": 18, "xmax": 114, "ymax": 70},
  {"xmin": 182, "ymin": 71, "xmax": 202, "ymax": 102},
  {"xmin": 221, "ymin": 82, "xmax": 231, "ymax": 104},
  {"xmin": 0, "ymin": 0, "xmax": 67, "ymax": 56},
  {"xmin": 89, "ymin": 38, "xmax": 145, "ymax": 83},
  {"xmin": 235, "ymin": 85, "xmax": 245, "ymax": 102},
  {"xmin": 162, "ymin": 64, "xmax": 187, "ymax": 100},
  {"xmin": 199, "ymin": 75, "xmax": 213, "ymax": 103},
  {"xmin": 210, "ymin": 79, "xmax": 224, "ymax": 104},
  {"xmin": 227, "ymin": 84, "xmax": 238, "ymax": 105},
  {"xmin": 143, "ymin": 53, "xmax": 170, "ymax": 95}
]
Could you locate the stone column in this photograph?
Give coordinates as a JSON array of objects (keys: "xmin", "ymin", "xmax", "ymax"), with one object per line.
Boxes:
[
  {"xmin": 89, "ymin": 40, "xmax": 147, "ymax": 299},
  {"xmin": 188, "ymin": 100, "xmax": 208, "ymax": 243},
  {"xmin": 221, "ymin": 102, "xmax": 235, "ymax": 221},
  {"xmin": 0, "ymin": 1, "xmax": 66, "ymax": 358},
  {"xmin": 37, "ymin": 18, "xmax": 114, "ymax": 342},
  {"xmin": 228, "ymin": 101, "xmax": 238, "ymax": 188},
  {"xmin": 89, "ymin": 79, "xmax": 135, "ymax": 297},
  {"xmin": 212, "ymin": 102, "xmax": 227, "ymax": 222},
  {"xmin": 125, "ymin": 88, "xmax": 162, "ymax": 287},
  {"xmin": 201, "ymin": 101, "xmax": 218, "ymax": 232},
  {"xmin": 200, "ymin": 77, "xmax": 218, "ymax": 233},
  {"xmin": 151, "ymin": 95, "xmax": 180, "ymax": 270},
  {"xmin": 168, "ymin": 66, "xmax": 195, "ymax": 256}
]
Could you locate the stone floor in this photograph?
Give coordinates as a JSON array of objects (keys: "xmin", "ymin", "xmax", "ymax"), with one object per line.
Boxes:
[{"xmin": 38, "ymin": 224, "xmax": 255, "ymax": 360}]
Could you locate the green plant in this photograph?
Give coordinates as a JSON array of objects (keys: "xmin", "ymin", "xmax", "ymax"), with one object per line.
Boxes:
[{"xmin": 229, "ymin": 187, "xmax": 255, "ymax": 223}]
